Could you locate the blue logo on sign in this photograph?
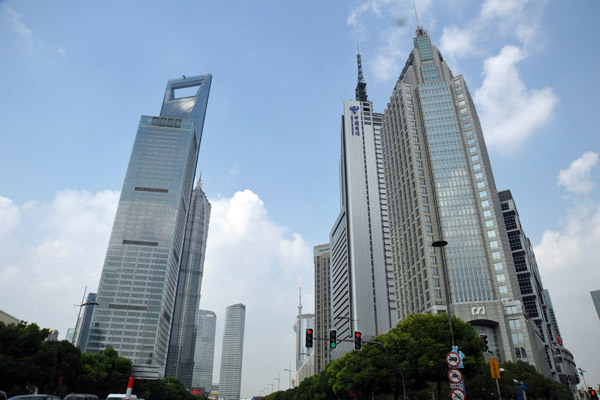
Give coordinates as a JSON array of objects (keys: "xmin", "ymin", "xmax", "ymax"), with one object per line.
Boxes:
[{"xmin": 349, "ymin": 105, "xmax": 359, "ymax": 114}]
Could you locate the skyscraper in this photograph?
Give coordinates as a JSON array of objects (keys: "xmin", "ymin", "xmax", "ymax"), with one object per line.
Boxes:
[
  {"xmin": 499, "ymin": 190, "xmax": 577, "ymax": 383},
  {"xmin": 219, "ymin": 303, "xmax": 246, "ymax": 400},
  {"xmin": 592, "ymin": 290, "xmax": 600, "ymax": 321},
  {"xmin": 330, "ymin": 51, "xmax": 396, "ymax": 358},
  {"xmin": 192, "ymin": 309, "xmax": 217, "ymax": 392},
  {"xmin": 166, "ymin": 181, "xmax": 211, "ymax": 387},
  {"xmin": 380, "ymin": 26, "xmax": 542, "ymax": 367},
  {"xmin": 74, "ymin": 292, "xmax": 97, "ymax": 352},
  {"xmin": 313, "ymin": 243, "xmax": 331, "ymax": 374},
  {"xmin": 86, "ymin": 75, "xmax": 211, "ymax": 378}
]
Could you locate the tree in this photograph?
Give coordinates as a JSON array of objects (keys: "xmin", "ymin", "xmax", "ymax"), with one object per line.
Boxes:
[{"xmin": 76, "ymin": 347, "xmax": 132, "ymax": 398}]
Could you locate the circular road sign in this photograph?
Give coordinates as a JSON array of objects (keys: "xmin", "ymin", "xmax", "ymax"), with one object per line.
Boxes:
[
  {"xmin": 448, "ymin": 368, "xmax": 463, "ymax": 384},
  {"xmin": 451, "ymin": 388, "xmax": 466, "ymax": 400},
  {"xmin": 446, "ymin": 352, "xmax": 461, "ymax": 368}
]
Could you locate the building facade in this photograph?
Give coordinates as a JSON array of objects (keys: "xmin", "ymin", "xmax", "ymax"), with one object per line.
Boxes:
[
  {"xmin": 74, "ymin": 292, "xmax": 97, "ymax": 352},
  {"xmin": 166, "ymin": 181, "xmax": 211, "ymax": 387},
  {"xmin": 330, "ymin": 52, "xmax": 397, "ymax": 359},
  {"xmin": 86, "ymin": 75, "xmax": 211, "ymax": 378},
  {"xmin": 192, "ymin": 309, "xmax": 217, "ymax": 392},
  {"xmin": 313, "ymin": 244, "xmax": 331, "ymax": 374},
  {"xmin": 499, "ymin": 190, "xmax": 577, "ymax": 384},
  {"xmin": 380, "ymin": 27, "xmax": 543, "ymax": 368},
  {"xmin": 219, "ymin": 303, "xmax": 246, "ymax": 400},
  {"xmin": 592, "ymin": 290, "xmax": 600, "ymax": 320}
]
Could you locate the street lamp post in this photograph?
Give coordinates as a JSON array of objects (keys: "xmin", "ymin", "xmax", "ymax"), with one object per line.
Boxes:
[
  {"xmin": 274, "ymin": 376, "xmax": 280, "ymax": 392},
  {"xmin": 284, "ymin": 364, "xmax": 292, "ymax": 389},
  {"xmin": 432, "ymin": 240, "xmax": 455, "ymax": 347}
]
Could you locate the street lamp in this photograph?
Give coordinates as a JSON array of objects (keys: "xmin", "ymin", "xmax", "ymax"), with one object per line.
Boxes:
[
  {"xmin": 274, "ymin": 376, "xmax": 280, "ymax": 391},
  {"xmin": 284, "ymin": 364, "xmax": 292, "ymax": 389},
  {"xmin": 432, "ymin": 239, "xmax": 455, "ymax": 347},
  {"xmin": 73, "ymin": 300, "xmax": 99, "ymax": 347}
]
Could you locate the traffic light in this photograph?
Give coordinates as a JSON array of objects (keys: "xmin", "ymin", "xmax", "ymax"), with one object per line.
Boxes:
[
  {"xmin": 589, "ymin": 388, "xmax": 599, "ymax": 400},
  {"xmin": 354, "ymin": 331, "xmax": 362, "ymax": 351},
  {"xmin": 305, "ymin": 328, "xmax": 313, "ymax": 348},
  {"xmin": 329, "ymin": 329, "xmax": 337, "ymax": 349},
  {"xmin": 481, "ymin": 334, "xmax": 489, "ymax": 352}
]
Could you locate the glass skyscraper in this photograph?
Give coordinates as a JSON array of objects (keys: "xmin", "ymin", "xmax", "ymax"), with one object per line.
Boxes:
[
  {"xmin": 381, "ymin": 27, "xmax": 544, "ymax": 368},
  {"xmin": 86, "ymin": 74, "xmax": 211, "ymax": 378},
  {"xmin": 166, "ymin": 181, "xmax": 211, "ymax": 387},
  {"xmin": 219, "ymin": 303, "xmax": 246, "ymax": 400},
  {"xmin": 192, "ymin": 309, "xmax": 217, "ymax": 392}
]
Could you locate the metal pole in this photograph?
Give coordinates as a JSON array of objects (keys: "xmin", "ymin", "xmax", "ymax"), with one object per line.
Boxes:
[
  {"xmin": 495, "ymin": 378, "xmax": 502, "ymax": 400},
  {"xmin": 433, "ymin": 240, "xmax": 455, "ymax": 347}
]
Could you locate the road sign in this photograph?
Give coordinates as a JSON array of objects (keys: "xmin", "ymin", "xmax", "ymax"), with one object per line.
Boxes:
[
  {"xmin": 450, "ymin": 383, "xmax": 464, "ymax": 389},
  {"xmin": 448, "ymin": 368, "xmax": 463, "ymax": 384},
  {"xmin": 446, "ymin": 352, "xmax": 461, "ymax": 368},
  {"xmin": 451, "ymin": 388, "xmax": 466, "ymax": 400},
  {"xmin": 489, "ymin": 357, "xmax": 501, "ymax": 379}
]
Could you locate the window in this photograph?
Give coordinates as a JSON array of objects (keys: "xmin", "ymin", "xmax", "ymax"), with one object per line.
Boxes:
[
  {"xmin": 478, "ymin": 181, "xmax": 485, "ymax": 188},
  {"xmin": 509, "ymin": 319, "xmax": 521, "ymax": 330},
  {"xmin": 475, "ymin": 172, "xmax": 483, "ymax": 180},
  {"xmin": 433, "ymin": 278, "xmax": 440, "ymax": 287},
  {"xmin": 435, "ymin": 290, "xmax": 442, "ymax": 299},
  {"xmin": 479, "ymin": 190, "xmax": 487, "ymax": 198},
  {"xmin": 512, "ymin": 333, "xmax": 524, "ymax": 344},
  {"xmin": 486, "ymin": 220, "xmax": 494, "ymax": 228},
  {"xmin": 490, "ymin": 240, "xmax": 498, "ymax": 249},
  {"xmin": 474, "ymin": 163, "xmax": 481, "ymax": 171},
  {"xmin": 464, "ymin": 122, "xmax": 472, "ymax": 129},
  {"xmin": 496, "ymin": 273, "xmax": 505, "ymax": 282},
  {"xmin": 470, "ymin": 147, "xmax": 477, "ymax": 153},
  {"xmin": 504, "ymin": 211, "xmax": 517, "ymax": 230},
  {"xmin": 499, "ymin": 285, "xmax": 508, "ymax": 294},
  {"xmin": 508, "ymin": 231, "xmax": 522, "ymax": 251},
  {"xmin": 465, "ymin": 130, "xmax": 473, "ymax": 137},
  {"xmin": 483, "ymin": 210, "xmax": 492, "ymax": 218},
  {"xmin": 488, "ymin": 230, "xmax": 496, "ymax": 238},
  {"xmin": 506, "ymin": 305, "xmax": 518, "ymax": 314},
  {"xmin": 494, "ymin": 262, "xmax": 503, "ymax": 271},
  {"xmin": 492, "ymin": 251, "xmax": 501, "ymax": 260},
  {"xmin": 481, "ymin": 200, "xmax": 490, "ymax": 208},
  {"xmin": 467, "ymin": 138, "xmax": 475, "ymax": 145},
  {"xmin": 472, "ymin": 155, "xmax": 480, "ymax": 162}
]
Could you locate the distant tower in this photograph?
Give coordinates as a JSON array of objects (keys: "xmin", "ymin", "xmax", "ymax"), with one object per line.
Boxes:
[
  {"xmin": 219, "ymin": 304, "xmax": 246, "ymax": 400},
  {"xmin": 592, "ymin": 290, "xmax": 600, "ymax": 320},
  {"xmin": 330, "ymin": 49, "xmax": 396, "ymax": 358},
  {"xmin": 166, "ymin": 181, "xmax": 212, "ymax": 388},
  {"xmin": 74, "ymin": 292, "xmax": 97, "ymax": 352},
  {"xmin": 192, "ymin": 310, "xmax": 217, "ymax": 392},
  {"xmin": 294, "ymin": 278, "xmax": 314, "ymax": 373},
  {"xmin": 314, "ymin": 244, "xmax": 331, "ymax": 373}
]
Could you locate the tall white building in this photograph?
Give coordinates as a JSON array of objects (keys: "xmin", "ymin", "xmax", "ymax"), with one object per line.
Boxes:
[
  {"xmin": 330, "ymin": 52, "xmax": 397, "ymax": 358},
  {"xmin": 192, "ymin": 309, "xmax": 217, "ymax": 392},
  {"xmin": 218, "ymin": 303, "xmax": 246, "ymax": 400}
]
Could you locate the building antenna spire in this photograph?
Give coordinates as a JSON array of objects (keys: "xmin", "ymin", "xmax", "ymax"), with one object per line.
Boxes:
[
  {"xmin": 355, "ymin": 44, "xmax": 368, "ymax": 101},
  {"xmin": 298, "ymin": 276, "xmax": 303, "ymax": 317},
  {"xmin": 414, "ymin": 1, "xmax": 420, "ymax": 28}
]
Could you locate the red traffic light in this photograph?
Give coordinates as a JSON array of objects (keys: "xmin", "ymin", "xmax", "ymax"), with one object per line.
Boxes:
[
  {"xmin": 354, "ymin": 330, "xmax": 362, "ymax": 351},
  {"xmin": 307, "ymin": 329, "xmax": 313, "ymax": 335},
  {"xmin": 305, "ymin": 328, "xmax": 314, "ymax": 348}
]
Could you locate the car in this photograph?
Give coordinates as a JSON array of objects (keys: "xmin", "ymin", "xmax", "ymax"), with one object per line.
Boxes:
[
  {"xmin": 63, "ymin": 395, "xmax": 98, "ymax": 400},
  {"xmin": 8, "ymin": 395, "xmax": 61, "ymax": 400}
]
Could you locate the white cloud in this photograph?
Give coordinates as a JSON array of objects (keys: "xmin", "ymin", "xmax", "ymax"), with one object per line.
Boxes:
[
  {"xmin": 533, "ymin": 200, "xmax": 600, "ymax": 386},
  {"xmin": 474, "ymin": 45, "xmax": 558, "ymax": 155},
  {"xmin": 480, "ymin": 0, "xmax": 526, "ymax": 20},
  {"xmin": 0, "ymin": 189, "xmax": 119, "ymax": 331},
  {"xmin": 2, "ymin": 5, "xmax": 32, "ymax": 40},
  {"xmin": 439, "ymin": 25, "xmax": 476, "ymax": 60},
  {"xmin": 371, "ymin": 27, "xmax": 409, "ymax": 82},
  {"xmin": 0, "ymin": 196, "xmax": 19, "ymax": 240},
  {"xmin": 0, "ymin": 188, "xmax": 313, "ymax": 397},
  {"xmin": 200, "ymin": 190, "xmax": 313, "ymax": 397},
  {"xmin": 558, "ymin": 151, "xmax": 599, "ymax": 194}
]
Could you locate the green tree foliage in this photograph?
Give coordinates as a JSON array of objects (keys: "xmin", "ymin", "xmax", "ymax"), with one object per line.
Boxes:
[
  {"xmin": 496, "ymin": 360, "xmax": 573, "ymax": 400},
  {"xmin": 75, "ymin": 347, "xmax": 132, "ymax": 398},
  {"xmin": 134, "ymin": 377, "xmax": 197, "ymax": 400}
]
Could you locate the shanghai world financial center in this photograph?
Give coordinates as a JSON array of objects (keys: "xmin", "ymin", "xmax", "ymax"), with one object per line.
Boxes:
[{"xmin": 86, "ymin": 75, "xmax": 211, "ymax": 380}]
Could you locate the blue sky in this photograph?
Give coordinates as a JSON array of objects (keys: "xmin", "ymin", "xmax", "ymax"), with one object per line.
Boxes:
[{"xmin": 1, "ymin": 0, "xmax": 599, "ymax": 396}]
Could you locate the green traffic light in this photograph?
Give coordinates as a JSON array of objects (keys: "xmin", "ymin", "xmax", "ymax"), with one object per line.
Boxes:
[{"xmin": 331, "ymin": 343, "xmax": 336, "ymax": 348}]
